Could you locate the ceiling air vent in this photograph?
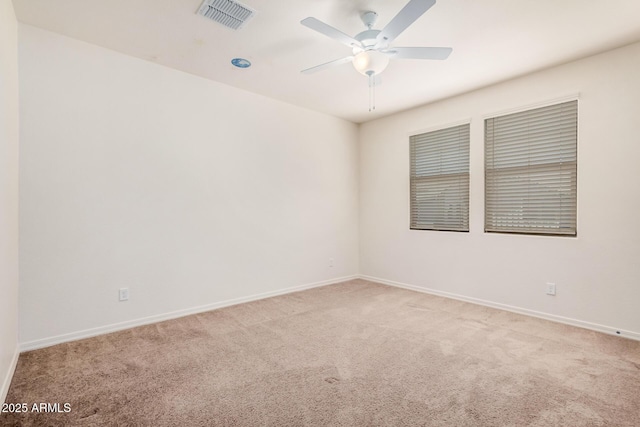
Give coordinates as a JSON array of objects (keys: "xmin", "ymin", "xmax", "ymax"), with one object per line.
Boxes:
[{"xmin": 196, "ymin": 0, "xmax": 256, "ymax": 30}]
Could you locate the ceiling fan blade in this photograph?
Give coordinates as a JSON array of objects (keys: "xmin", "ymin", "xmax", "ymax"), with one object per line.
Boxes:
[
  {"xmin": 301, "ymin": 17, "xmax": 362, "ymax": 49},
  {"xmin": 301, "ymin": 56, "xmax": 354, "ymax": 74},
  {"xmin": 385, "ymin": 46, "xmax": 452, "ymax": 60},
  {"xmin": 377, "ymin": 0, "xmax": 436, "ymax": 44}
]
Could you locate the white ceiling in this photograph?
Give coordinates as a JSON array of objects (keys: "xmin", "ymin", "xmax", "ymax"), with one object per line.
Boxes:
[{"xmin": 12, "ymin": 0, "xmax": 640, "ymax": 123}]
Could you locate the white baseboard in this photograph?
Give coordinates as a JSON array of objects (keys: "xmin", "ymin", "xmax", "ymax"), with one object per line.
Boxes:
[
  {"xmin": 360, "ymin": 275, "xmax": 640, "ymax": 342},
  {"xmin": 1, "ymin": 346, "xmax": 19, "ymax": 404},
  {"xmin": 19, "ymin": 273, "xmax": 638, "ymax": 353},
  {"xmin": 20, "ymin": 275, "xmax": 359, "ymax": 352}
]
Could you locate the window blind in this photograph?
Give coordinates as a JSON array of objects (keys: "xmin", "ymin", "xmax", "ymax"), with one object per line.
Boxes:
[
  {"xmin": 410, "ymin": 123, "xmax": 470, "ymax": 231},
  {"xmin": 485, "ymin": 100, "xmax": 577, "ymax": 236}
]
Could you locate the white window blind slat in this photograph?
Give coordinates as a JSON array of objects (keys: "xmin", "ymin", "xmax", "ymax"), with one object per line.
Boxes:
[
  {"xmin": 485, "ymin": 100, "xmax": 577, "ymax": 236},
  {"xmin": 410, "ymin": 123, "xmax": 470, "ymax": 231}
]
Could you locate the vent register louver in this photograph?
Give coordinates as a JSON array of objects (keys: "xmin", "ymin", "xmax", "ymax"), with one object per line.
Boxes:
[{"xmin": 197, "ymin": 0, "xmax": 256, "ymax": 30}]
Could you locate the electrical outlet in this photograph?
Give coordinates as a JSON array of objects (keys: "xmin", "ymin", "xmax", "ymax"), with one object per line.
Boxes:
[
  {"xmin": 546, "ymin": 283, "xmax": 556, "ymax": 296},
  {"xmin": 119, "ymin": 287, "xmax": 129, "ymax": 301},
  {"xmin": 329, "ymin": 258, "xmax": 334, "ymax": 268}
]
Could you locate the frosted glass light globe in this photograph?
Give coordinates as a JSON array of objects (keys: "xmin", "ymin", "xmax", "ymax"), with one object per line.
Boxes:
[{"xmin": 352, "ymin": 50, "xmax": 389, "ymax": 76}]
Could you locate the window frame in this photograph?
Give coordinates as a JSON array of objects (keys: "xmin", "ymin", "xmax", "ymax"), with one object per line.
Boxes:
[
  {"xmin": 484, "ymin": 99, "xmax": 578, "ymax": 237},
  {"xmin": 409, "ymin": 122, "xmax": 471, "ymax": 232}
]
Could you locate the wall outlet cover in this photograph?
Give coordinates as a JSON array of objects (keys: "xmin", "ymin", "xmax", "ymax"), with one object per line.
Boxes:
[{"xmin": 546, "ymin": 283, "xmax": 556, "ymax": 296}]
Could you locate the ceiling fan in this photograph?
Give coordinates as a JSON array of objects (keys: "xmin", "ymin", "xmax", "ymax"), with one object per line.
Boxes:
[{"xmin": 300, "ymin": 0, "xmax": 452, "ymax": 77}]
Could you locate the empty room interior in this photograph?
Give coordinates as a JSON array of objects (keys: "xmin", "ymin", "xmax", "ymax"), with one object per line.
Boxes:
[{"xmin": 2, "ymin": 0, "xmax": 640, "ymax": 425}]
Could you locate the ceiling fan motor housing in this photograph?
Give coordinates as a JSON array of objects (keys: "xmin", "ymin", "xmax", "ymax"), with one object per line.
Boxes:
[{"xmin": 354, "ymin": 29, "xmax": 385, "ymax": 52}]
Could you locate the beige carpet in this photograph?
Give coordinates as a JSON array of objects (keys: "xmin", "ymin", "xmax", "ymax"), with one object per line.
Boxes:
[{"xmin": 3, "ymin": 279, "xmax": 640, "ymax": 426}]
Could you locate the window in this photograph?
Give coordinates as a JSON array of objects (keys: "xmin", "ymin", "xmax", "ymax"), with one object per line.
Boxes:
[
  {"xmin": 410, "ymin": 123, "xmax": 470, "ymax": 231},
  {"xmin": 484, "ymin": 100, "xmax": 577, "ymax": 236}
]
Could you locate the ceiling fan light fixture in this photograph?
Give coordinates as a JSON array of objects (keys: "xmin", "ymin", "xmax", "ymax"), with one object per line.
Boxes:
[{"xmin": 352, "ymin": 50, "xmax": 389, "ymax": 76}]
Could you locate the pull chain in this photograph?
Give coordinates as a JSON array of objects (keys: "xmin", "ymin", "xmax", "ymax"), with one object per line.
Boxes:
[{"xmin": 368, "ymin": 72, "xmax": 376, "ymax": 112}]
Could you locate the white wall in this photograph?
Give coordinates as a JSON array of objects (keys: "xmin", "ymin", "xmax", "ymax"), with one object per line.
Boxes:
[
  {"xmin": 15, "ymin": 20, "xmax": 640, "ymax": 353},
  {"xmin": 0, "ymin": 0, "xmax": 20, "ymax": 403},
  {"xmin": 18, "ymin": 25, "xmax": 359, "ymax": 346},
  {"xmin": 360, "ymin": 41, "xmax": 640, "ymax": 337}
]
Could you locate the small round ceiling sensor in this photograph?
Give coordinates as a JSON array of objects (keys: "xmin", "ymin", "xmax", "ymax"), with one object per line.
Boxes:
[{"xmin": 231, "ymin": 58, "xmax": 251, "ymax": 68}]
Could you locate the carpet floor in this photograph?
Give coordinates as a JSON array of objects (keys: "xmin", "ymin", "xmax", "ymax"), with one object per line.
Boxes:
[{"xmin": 3, "ymin": 279, "xmax": 640, "ymax": 426}]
